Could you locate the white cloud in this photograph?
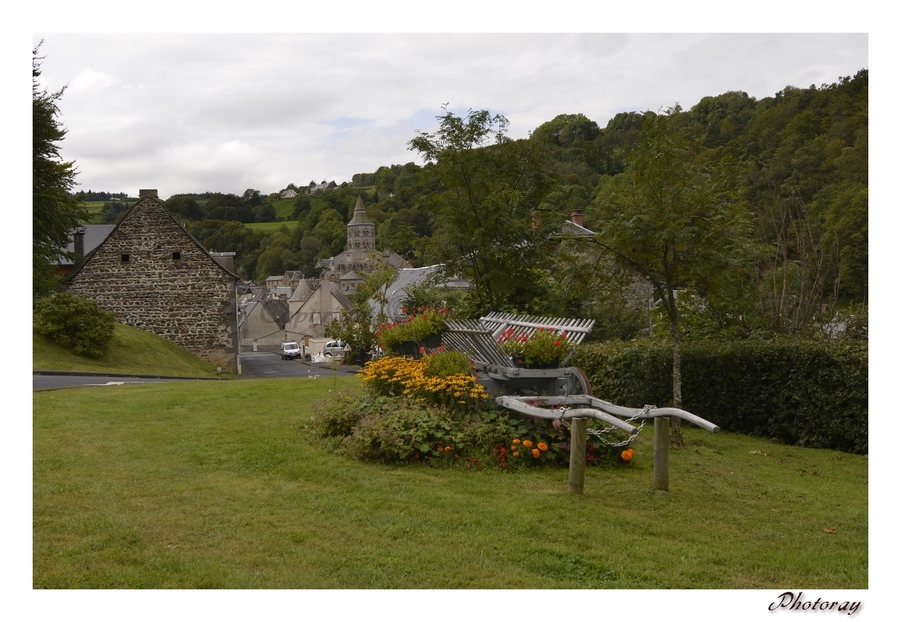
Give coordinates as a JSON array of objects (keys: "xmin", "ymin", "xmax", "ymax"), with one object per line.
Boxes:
[
  {"xmin": 67, "ymin": 69, "xmax": 115, "ymax": 93},
  {"xmin": 31, "ymin": 32, "xmax": 868, "ymax": 198}
]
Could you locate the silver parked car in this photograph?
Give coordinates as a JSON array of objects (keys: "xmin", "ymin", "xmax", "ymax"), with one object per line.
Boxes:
[{"xmin": 322, "ymin": 340, "xmax": 349, "ymax": 360}]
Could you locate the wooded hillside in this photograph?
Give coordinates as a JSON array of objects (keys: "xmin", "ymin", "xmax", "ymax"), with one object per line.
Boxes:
[{"xmin": 100, "ymin": 69, "xmax": 866, "ymax": 338}]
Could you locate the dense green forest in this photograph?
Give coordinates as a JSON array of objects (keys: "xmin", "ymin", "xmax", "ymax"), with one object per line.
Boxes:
[{"xmin": 91, "ymin": 69, "xmax": 868, "ymax": 339}]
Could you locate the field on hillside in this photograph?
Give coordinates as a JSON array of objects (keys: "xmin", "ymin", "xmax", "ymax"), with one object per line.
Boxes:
[{"xmin": 33, "ymin": 376, "xmax": 868, "ymax": 593}]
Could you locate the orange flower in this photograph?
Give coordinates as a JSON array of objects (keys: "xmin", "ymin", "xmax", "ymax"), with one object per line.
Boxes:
[
  {"xmin": 444, "ymin": 446, "xmax": 452, "ymax": 453},
  {"xmin": 621, "ymin": 449, "xmax": 633, "ymax": 462},
  {"xmin": 537, "ymin": 442, "xmax": 549, "ymax": 452},
  {"xmin": 523, "ymin": 440, "xmax": 533, "ymax": 448},
  {"xmin": 512, "ymin": 438, "xmax": 521, "ymax": 445},
  {"xmin": 531, "ymin": 448, "xmax": 541, "ymax": 458},
  {"xmin": 512, "ymin": 451, "xmax": 520, "ymax": 457}
]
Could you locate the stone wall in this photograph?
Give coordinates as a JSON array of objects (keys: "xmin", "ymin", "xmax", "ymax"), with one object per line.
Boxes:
[{"xmin": 66, "ymin": 195, "xmax": 239, "ymax": 372}]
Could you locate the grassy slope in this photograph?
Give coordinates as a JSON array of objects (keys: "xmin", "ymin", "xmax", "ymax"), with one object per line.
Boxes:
[
  {"xmin": 33, "ymin": 323, "xmax": 223, "ymax": 378},
  {"xmin": 33, "ymin": 376, "xmax": 868, "ymax": 589}
]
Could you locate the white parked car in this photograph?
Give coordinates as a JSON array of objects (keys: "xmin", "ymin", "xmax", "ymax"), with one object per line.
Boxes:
[{"xmin": 280, "ymin": 341, "xmax": 302, "ymax": 360}]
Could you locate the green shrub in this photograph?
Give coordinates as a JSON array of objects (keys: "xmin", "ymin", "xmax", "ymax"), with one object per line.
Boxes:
[
  {"xmin": 422, "ymin": 350, "xmax": 472, "ymax": 378},
  {"xmin": 34, "ymin": 293, "xmax": 116, "ymax": 358},
  {"xmin": 312, "ymin": 388, "xmax": 639, "ymax": 468},
  {"xmin": 571, "ymin": 338, "xmax": 868, "ymax": 454}
]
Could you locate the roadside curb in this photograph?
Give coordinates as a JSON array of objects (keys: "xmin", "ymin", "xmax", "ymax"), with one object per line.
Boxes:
[{"xmin": 33, "ymin": 370, "xmax": 225, "ymax": 381}]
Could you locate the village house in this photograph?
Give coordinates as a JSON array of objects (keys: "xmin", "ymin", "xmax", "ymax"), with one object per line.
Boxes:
[
  {"xmin": 309, "ymin": 180, "xmax": 337, "ymax": 194},
  {"xmin": 64, "ymin": 189, "xmax": 241, "ymax": 372},
  {"xmin": 284, "ymin": 278, "xmax": 352, "ymax": 343},
  {"xmin": 238, "ymin": 286, "xmax": 290, "ymax": 351}
]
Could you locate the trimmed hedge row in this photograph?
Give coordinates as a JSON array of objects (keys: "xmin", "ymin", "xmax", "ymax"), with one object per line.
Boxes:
[{"xmin": 570, "ymin": 338, "xmax": 868, "ymax": 454}]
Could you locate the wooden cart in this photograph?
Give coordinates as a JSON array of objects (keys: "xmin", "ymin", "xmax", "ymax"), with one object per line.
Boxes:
[{"xmin": 443, "ymin": 312, "xmax": 719, "ymax": 492}]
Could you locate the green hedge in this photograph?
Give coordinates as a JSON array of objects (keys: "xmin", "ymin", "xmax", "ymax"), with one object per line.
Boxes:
[{"xmin": 570, "ymin": 338, "xmax": 868, "ymax": 454}]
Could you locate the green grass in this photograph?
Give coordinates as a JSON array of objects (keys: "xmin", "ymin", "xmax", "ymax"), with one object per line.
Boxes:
[
  {"xmin": 33, "ymin": 377, "xmax": 868, "ymax": 589},
  {"xmin": 33, "ymin": 324, "xmax": 224, "ymax": 378},
  {"xmin": 245, "ymin": 220, "xmax": 298, "ymax": 232},
  {"xmin": 269, "ymin": 197, "xmax": 296, "ymax": 219}
]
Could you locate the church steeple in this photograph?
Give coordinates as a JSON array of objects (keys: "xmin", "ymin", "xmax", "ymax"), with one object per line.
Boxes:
[{"xmin": 347, "ymin": 196, "xmax": 375, "ymax": 251}]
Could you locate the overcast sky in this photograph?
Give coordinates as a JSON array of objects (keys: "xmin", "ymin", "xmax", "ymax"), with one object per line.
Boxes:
[{"xmin": 32, "ymin": 32, "xmax": 868, "ymax": 200}]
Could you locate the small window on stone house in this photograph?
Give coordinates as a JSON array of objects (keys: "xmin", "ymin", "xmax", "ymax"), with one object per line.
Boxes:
[
  {"xmin": 121, "ymin": 254, "xmax": 130, "ymax": 262},
  {"xmin": 172, "ymin": 252, "xmax": 181, "ymax": 260}
]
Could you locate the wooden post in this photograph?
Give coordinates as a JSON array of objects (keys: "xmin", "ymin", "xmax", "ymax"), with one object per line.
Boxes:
[
  {"xmin": 568, "ymin": 417, "xmax": 587, "ymax": 494},
  {"xmin": 654, "ymin": 416, "xmax": 670, "ymax": 491}
]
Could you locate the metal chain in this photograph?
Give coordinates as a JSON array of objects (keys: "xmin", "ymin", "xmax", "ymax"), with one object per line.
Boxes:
[{"xmin": 561, "ymin": 405, "xmax": 651, "ymax": 447}]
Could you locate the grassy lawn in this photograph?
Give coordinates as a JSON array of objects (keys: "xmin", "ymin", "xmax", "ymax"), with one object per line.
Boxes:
[
  {"xmin": 33, "ymin": 376, "xmax": 867, "ymax": 590},
  {"xmin": 33, "ymin": 324, "xmax": 225, "ymax": 378}
]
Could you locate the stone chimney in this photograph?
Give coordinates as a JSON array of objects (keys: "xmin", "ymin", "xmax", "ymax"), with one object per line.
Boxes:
[
  {"xmin": 74, "ymin": 227, "xmax": 86, "ymax": 257},
  {"xmin": 139, "ymin": 189, "xmax": 159, "ymax": 199},
  {"xmin": 570, "ymin": 209, "xmax": 584, "ymax": 227}
]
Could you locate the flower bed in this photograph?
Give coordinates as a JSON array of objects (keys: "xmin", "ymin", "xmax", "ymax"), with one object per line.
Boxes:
[{"xmin": 359, "ymin": 352, "xmax": 488, "ymax": 411}]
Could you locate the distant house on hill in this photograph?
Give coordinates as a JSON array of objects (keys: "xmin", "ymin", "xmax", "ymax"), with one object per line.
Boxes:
[
  {"xmin": 63, "ymin": 189, "xmax": 241, "ymax": 372},
  {"xmin": 310, "ymin": 180, "xmax": 337, "ymax": 194}
]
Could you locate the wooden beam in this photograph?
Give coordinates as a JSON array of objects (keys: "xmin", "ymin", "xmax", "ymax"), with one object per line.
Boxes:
[
  {"xmin": 654, "ymin": 416, "xmax": 670, "ymax": 491},
  {"xmin": 568, "ymin": 417, "xmax": 587, "ymax": 494}
]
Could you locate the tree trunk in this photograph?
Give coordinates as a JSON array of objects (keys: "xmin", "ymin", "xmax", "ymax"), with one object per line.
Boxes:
[{"xmin": 669, "ymin": 313, "xmax": 684, "ymax": 448}]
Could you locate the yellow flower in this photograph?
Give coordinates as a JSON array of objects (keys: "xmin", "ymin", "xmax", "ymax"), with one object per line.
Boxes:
[
  {"xmin": 537, "ymin": 442, "xmax": 548, "ymax": 452},
  {"xmin": 512, "ymin": 439, "xmax": 521, "ymax": 445}
]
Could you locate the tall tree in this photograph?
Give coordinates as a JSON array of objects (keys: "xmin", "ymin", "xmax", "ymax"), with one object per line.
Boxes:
[
  {"xmin": 593, "ymin": 110, "xmax": 751, "ymax": 446},
  {"xmin": 408, "ymin": 107, "xmax": 560, "ymax": 315},
  {"xmin": 33, "ymin": 43, "xmax": 86, "ymax": 300}
]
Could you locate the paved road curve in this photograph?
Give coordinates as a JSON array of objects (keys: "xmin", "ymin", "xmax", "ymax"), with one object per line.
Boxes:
[
  {"xmin": 33, "ymin": 374, "xmax": 198, "ymax": 391},
  {"xmin": 33, "ymin": 351, "xmax": 360, "ymax": 391},
  {"xmin": 238, "ymin": 350, "xmax": 360, "ymax": 379}
]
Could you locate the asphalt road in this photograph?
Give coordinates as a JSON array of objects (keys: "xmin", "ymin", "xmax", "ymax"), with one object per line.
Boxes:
[
  {"xmin": 34, "ymin": 350, "xmax": 361, "ymax": 391},
  {"xmin": 32, "ymin": 374, "xmax": 198, "ymax": 390},
  {"xmin": 238, "ymin": 350, "xmax": 360, "ymax": 379}
]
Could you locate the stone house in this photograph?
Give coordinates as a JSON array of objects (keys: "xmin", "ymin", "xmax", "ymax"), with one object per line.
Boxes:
[
  {"xmin": 64, "ymin": 189, "xmax": 240, "ymax": 372},
  {"xmin": 284, "ymin": 278, "xmax": 352, "ymax": 343}
]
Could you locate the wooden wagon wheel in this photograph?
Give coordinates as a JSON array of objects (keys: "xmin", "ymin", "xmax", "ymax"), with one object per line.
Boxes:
[{"xmin": 565, "ymin": 367, "xmax": 592, "ymax": 397}]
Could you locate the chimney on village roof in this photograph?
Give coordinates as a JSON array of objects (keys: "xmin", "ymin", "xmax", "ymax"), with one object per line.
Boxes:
[
  {"xmin": 570, "ymin": 209, "xmax": 584, "ymax": 227},
  {"xmin": 139, "ymin": 189, "xmax": 159, "ymax": 199},
  {"xmin": 74, "ymin": 227, "xmax": 86, "ymax": 257}
]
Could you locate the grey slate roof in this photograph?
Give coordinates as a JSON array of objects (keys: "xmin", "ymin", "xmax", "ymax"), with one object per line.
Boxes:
[
  {"xmin": 58, "ymin": 224, "xmax": 117, "ymax": 266},
  {"xmin": 368, "ymin": 265, "xmax": 469, "ymax": 323}
]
